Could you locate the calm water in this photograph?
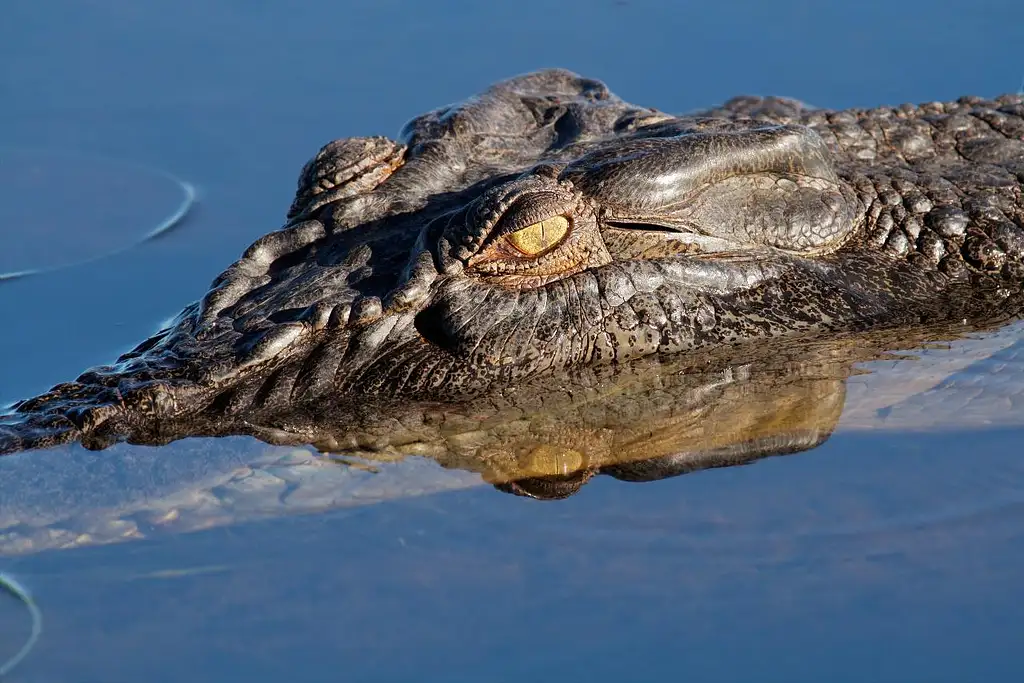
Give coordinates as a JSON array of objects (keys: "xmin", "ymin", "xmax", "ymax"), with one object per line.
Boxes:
[{"xmin": 2, "ymin": 1, "xmax": 1024, "ymax": 681}]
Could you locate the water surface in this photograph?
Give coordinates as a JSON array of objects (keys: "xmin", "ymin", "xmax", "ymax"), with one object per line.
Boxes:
[{"xmin": 2, "ymin": 1, "xmax": 1024, "ymax": 681}]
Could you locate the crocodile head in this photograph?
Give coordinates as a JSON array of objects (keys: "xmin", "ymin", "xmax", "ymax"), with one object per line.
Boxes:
[
  {"xmin": 3, "ymin": 69, "xmax": 1023, "ymax": 452},
  {"xmin": 176, "ymin": 71, "xmax": 867, "ymax": 400}
]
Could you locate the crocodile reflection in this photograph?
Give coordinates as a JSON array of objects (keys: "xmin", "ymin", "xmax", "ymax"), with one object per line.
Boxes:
[
  {"xmin": 378, "ymin": 340, "xmax": 849, "ymax": 500},
  {"xmin": 121, "ymin": 327, "xmax": 983, "ymax": 501},
  {"xmin": 479, "ymin": 362, "xmax": 840, "ymax": 500},
  {"xmin": 5, "ymin": 325, "xmax": 1022, "ymax": 555}
]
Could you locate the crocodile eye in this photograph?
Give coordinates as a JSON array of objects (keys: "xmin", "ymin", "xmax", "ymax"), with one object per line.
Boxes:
[
  {"xmin": 505, "ymin": 215, "xmax": 570, "ymax": 256},
  {"xmin": 466, "ymin": 207, "xmax": 603, "ymax": 284}
]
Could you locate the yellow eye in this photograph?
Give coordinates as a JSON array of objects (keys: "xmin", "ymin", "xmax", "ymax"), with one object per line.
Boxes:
[{"xmin": 505, "ymin": 215, "xmax": 570, "ymax": 256}]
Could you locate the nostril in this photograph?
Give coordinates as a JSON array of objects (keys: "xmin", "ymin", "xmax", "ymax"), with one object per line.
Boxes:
[{"xmin": 414, "ymin": 307, "xmax": 456, "ymax": 350}]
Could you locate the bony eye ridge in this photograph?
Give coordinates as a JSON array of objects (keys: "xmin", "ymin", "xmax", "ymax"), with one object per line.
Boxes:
[{"xmin": 505, "ymin": 215, "xmax": 570, "ymax": 256}]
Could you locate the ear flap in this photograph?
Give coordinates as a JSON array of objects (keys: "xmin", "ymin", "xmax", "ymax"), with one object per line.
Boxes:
[{"xmin": 563, "ymin": 124, "xmax": 857, "ymax": 254}]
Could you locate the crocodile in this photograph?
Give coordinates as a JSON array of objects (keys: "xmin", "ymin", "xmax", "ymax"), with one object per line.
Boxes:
[{"xmin": 2, "ymin": 68, "xmax": 1024, "ymax": 455}]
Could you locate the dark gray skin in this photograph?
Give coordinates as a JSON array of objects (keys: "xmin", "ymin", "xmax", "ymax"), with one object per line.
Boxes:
[{"xmin": 2, "ymin": 69, "xmax": 1024, "ymax": 455}]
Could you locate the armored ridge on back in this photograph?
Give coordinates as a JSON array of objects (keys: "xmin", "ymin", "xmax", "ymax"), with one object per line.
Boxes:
[{"xmin": 2, "ymin": 69, "xmax": 1023, "ymax": 455}]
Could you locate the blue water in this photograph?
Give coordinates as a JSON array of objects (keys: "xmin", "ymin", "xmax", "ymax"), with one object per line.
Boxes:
[{"xmin": 2, "ymin": 1, "xmax": 1024, "ymax": 681}]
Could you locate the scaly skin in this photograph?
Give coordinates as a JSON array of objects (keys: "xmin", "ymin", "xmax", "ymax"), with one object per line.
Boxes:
[{"xmin": 2, "ymin": 69, "xmax": 1023, "ymax": 454}]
